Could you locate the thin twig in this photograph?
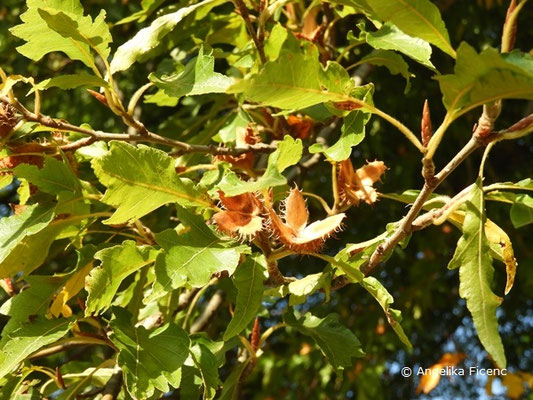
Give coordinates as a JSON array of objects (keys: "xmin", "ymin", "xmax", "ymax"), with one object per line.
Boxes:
[
  {"xmin": 234, "ymin": 0, "xmax": 266, "ymax": 64},
  {"xmin": 363, "ymin": 136, "xmax": 481, "ymax": 275},
  {"xmin": 28, "ymin": 336, "xmax": 115, "ymax": 360}
]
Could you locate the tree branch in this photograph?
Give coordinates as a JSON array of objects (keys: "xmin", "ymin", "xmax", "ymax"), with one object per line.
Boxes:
[
  {"xmin": 363, "ymin": 136, "xmax": 481, "ymax": 275},
  {"xmin": 101, "ymin": 369, "xmax": 123, "ymax": 400},
  {"xmin": 363, "ymin": 103, "xmax": 522, "ymax": 275},
  {"xmin": 234, "ymin": 0, "xmax": 267, "ymax": 64},
  {"xmin": 190, "ymin": 290, "xmax": 225, "ymax": 333},
  {"xmin": 0, "ymin": 95, "xmax": 277, "ymax": 156}
]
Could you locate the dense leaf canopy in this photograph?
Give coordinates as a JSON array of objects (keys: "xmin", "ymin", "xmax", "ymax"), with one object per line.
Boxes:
[{"xmin": 0, "ymin": 0, "xmax": 532, "ymax": 399}]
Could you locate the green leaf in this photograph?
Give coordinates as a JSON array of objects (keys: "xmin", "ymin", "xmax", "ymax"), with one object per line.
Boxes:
[
  {"xmin": 368, "ymin": 0, "xmax": 455, "ymax": 57},
  {"xmin": 217, "ymin": 166, "xmax": 285, "ymax": 196},
  {"xmin": 229, "ymin": 49, "xmax": 345, "ymax": 110},
  {"xmin": 190, "ymin": 344, "xmax": 220, "ymax": 400},
  {"xmin": 337, "ymin": 0, "xmax": 376, "ymax": 17},
  {"xmin": 360, "ymin": 50, "xmax": 411, "ymax": 92},
  {"xmin": 287, "ymin": 271, "xmax": 332, "ymax": 306},
  {"xmin": 0, "ymin": 317, "xmax": 72, "ymax": 380},
  {"xmin": 0, "ymin": 175, "xmax": 13, "ymax": 189},
  {"xmin": 10, "ymin": 0, "xmax": 110, "ymax": 68},
  {"xmin": 448, "ymin": 178, "xmax": 506, "ymax": 368},
  {"xmin": 37, "ymin": 7, "xmax": 111, "ymax": 57},
  {"xmin": 284, "ymin": 312, "xmax": 365, "ymax": 371},
  {"xmin": 275, "ymin": 135, "xmax": 303, "ymax": 172},
  {"xmin": 332, "ymin": 243, "xmax": 411, "ymax": 349},
  {"xmin": 310, "ymin": 108, "xmax": 370, "ymax": 162},
  {"xmin": 13, "ymin": 157, "xmax": 80, "ymax": 195},
  {"xmin": 148, "ymin": 207, "xmax": 248, "ymax": 301},
  {"xmin": 218, "ymin": 361, "xmax": 248, "ymax": 400},
  {"xmin": 110, "ymin": 0, "xmax": 219, "ymax": 73},
  {"xmin": 0, "ymin": 204, "xmax": 54, "ymax": 273},
  {"xmin": 85, "ymin": 241, "xmax": 159, "ymax": 315},
  {"xmin": 436, "ymin": 44, "xmax": 533, "ymax": 114},
  {"xmin": 229, "ymin": 47, "xmax": 380, "ymax": 117},
  {"xmin": 34, "ymin": 73, "xmax": 109, "ymax": 91},
  {"xmin": 264, "ymin": 23, "xmax": 288, "ymax": 61},
  {"xmin": 360, "ymin": 276, "xmax": 412, "ymax": 349},
  {"xmin": 510, "ymin": 194, "xmax": 533, "ymax": 228},
  {"xmin": 365, "ymin": 22, "xmax": 435, "ymax": 69},
  {"xmin": 110, "ymin": 308, "xmax": 190, "ymax": 399},
  {"xmin": 213, "ymin": 109, "xmax": 251, "ymax": 143},
  {"xmin": 179, "ymin": 365, "xmax": 203, "ymax": 400},
  {"xmin": 0, "ymin": 276, "xmax": 66, "ymax": 343},
  {"xmin": 149, "ymin": 47, "xmax": 233, "ymax": 100},
  {"xmin": 92, "ymin": 141, "xmax": 209, "ymax": 225},
  {"xmin": 0, "ymin": 221, "xmax": 72, "ymax": 279},
  {"xmin": 223, "ymin": 255, "xmax": 266, "ymax": 340},
  {"xmin": 217, "ymin": 135, "xmax": 301, "ymax": 196}
]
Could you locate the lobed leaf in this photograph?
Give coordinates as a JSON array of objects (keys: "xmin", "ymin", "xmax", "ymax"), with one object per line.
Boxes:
[
  {"xmin": 0, "ymin": 317, "xmax": 73, "ymax": 380},
  {"xmin": 0, "ymin": 276, "xmax": 67, "ymax": 342},
  {"xmin": 148, "ymin": 207, "xmax": 248, "ymax": 301},
  {"xmin": 310, "ymin": 88, "xmax": 372, "ymax": 162},
  {"xmin": 92, "ymin": 141, "xmax": 210, "ymax": 225},
  {"xmin": 359, "ymin": 50, "xmax": 412, "ymax": 92},
  {"xmin": 190, "ymin": 344, "xmax": 220, "ymax": 400},
  {"xmin": 110, "ymin": 308, "xmax": 190, "ymax": 399},
  {"xmin": 49, "ymin": 246, "xmax": 96, "ymax": 318},
  {"xmin": 436, "ymin": 44, "xmax": 533, "ymax": 114},
  {"xmin": 85, "ymin": 241, "xmax": 159, "ymax": 315},
  {"xmin": 360, "ymin": 277, "xmax": 413, "ymax": 349},
  {"xmin": 13, "ymin": 157, "xmax": 80, "ymax": 196},
  {"xmin": 229, "ymin": 49, "xmax": 345, "ymax": 110},
  {"xmin": 150, "ymin": 47, "xmax": 233, "ymax": 100},
  {"xmin": 10, "ymin": 0, "xmax": 111, "ymax": 68}
]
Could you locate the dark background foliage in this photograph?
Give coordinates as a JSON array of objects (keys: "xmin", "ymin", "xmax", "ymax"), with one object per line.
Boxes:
[{"xmin": 0, "ymin": 0, "xmax": 532, "ymax": 399}]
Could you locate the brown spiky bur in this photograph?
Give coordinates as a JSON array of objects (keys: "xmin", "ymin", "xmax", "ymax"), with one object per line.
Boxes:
[
  {"xmin": 213, "ymin": 191, "xmax": 264, "ymax": 239},
  {"xmin": 215, "ymin": 125, "xmax": 261, "ymax": 169},
  {"xmin": 268, "ymin": 187, "xmax": 345, "ymax": 253},
  {"xmin": 337, "ymin": 159, "xmax": 387, "ymax": 207},
  {"xmin": 0, "ymin": 102, "xmax": 17, "ymax": 138},
  {"xmin": 421, "ymin": 99, "xmax": 432, "ymax": 148}
]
